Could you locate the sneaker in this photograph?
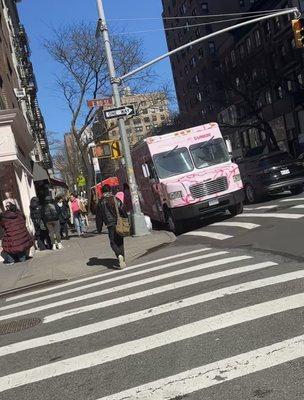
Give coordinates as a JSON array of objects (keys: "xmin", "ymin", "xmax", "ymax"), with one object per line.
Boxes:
[
  {"xmin": 118, "ymin": 255, "xmax": 126, "ymax": 269},
  {"xmin": 52, "ymin": 244, "xmax": 57, "ymax": 251},
  {"xmin": 57, "ymin": 243, "xmax": 63, "ymax": 250}
]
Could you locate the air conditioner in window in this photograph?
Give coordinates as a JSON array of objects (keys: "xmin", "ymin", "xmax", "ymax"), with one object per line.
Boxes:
[{"xmin": 14, "ymin": 88, "xmax": 26, "ymax": 98}]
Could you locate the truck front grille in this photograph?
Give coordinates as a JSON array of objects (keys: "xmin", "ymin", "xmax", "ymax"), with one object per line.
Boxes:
[{"xmin": 190, "ymin": 176, "xmax": 228, "ymax": 199}]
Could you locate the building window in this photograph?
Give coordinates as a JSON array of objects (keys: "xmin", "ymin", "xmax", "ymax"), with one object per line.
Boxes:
[
  {"xmin": 298, "ymin": 74, "xmax": 303, "ymax": 85},
  {"xmin": 201, "ymin": 2, "xmax": 209, "ymax": 13},
  {"xmin": 196, "ymin": 28, "xmax": 200, "ymax": 38},
  {"xmin": 144, "ymin": 117, "xmax": 150, "ymax": 123},
  {"xmin": 195, "ymin": 74, "xmax": 199, "ymax": 84},
  {"xmin": 190, "ymin": 56, "xmax": 196, "ymax": 68},
  {"xmin": 239, "ymin": 0, "xmax": 245, "ymax": 6},
  {"xmin": 231, "ymin": 50, "xmax": 236, "ymax": 67},
  {"xmin": 152, "ymin": 115, "xmax": 157, "ymax": 121},
  {"xmin": 192, "ymin": 8, "xmax": 197, "ymax": 16},
  {"xmin": 239, "ymin": 44, "xmax": 245, "ymax": 59},
  {"xmin": 254, "ymin": 30, "xmax": 261, "ymax": 47},
  {"xmin": 246, "ymin": 37, "xmax": 252, "ymax": 53},
  {"xmin": 265, "ymin": 91, "xmax": 272, "ymax": 104},
  {"xmin": 287, "ymin": 81, "xmax": 293, "ymax": 91},
  {"xmin": 6, "ymin": 57, "xmax": 12, "ymax": 76},
  {"xmin": 277, "ymin": 86, "xmax": 283, "ymax": 99},
  {"xmin": 281, "ymin": 45, "xmax": 287, "ymax": 56},
  {"xmin": 274, "ymin": 16, "xmax": 281, "ymax": 32},
  {"xmin": 160, "ymin": 115, "xmax": 166, "ymax": 121},
  {"xmin": 206, "ymin": 25, "xmax": 213, "ymax": 34},
  {"xmin": 208, "ymin": 41, "xmax": 216, "ymax": 55},
  {"xmin": 184, "ymin": 66, "xmax": 189, "ymax": 75},
  {"xmin": 133, "ymin": 118, "xmax": 141, "ymax": 125},
  {"xmin": 180, "ymin": 2, "xmax": 187, "ymax": 15},
  {"xmin": 265, "ymin": 21, "xmax": 271, "ymax": 37},
  {"xmin": 198, "ymin": 47, "xmax": 204, "ymax": 58}
]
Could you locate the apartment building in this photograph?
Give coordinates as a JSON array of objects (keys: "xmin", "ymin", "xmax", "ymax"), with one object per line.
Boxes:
[
  {"xmin": 92, "ymin": 88, "xmax": 170, "ymax": 179},
  {"xmin": 162, "ymin": 0, "xmax": 304, "ymax": 157},
  {"xmin": 0, "ymin": 0, "xmax": 51, "ymax": 221}
]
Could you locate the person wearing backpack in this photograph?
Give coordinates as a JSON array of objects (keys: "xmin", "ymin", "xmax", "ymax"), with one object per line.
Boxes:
[
  {"xmin": 100, "ymin": 184, "xmax": 129, "ymax": 269},
  {"xmin": 43, "ymin": 196, "xmax": 62, "ymax": 250}
]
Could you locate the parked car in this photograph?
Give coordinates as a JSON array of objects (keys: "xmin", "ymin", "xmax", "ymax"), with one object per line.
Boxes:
[{"xmin": 237, "ymin": 151, "xmax": 304, "ymax": 203}]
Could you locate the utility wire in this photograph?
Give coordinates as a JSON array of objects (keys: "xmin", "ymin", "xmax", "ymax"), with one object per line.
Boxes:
[
  {"xmin": 117, "ymin": 13, "xmax": 277, "ymax": 35},
  {"xmin": 108, "ymin": 8, "xmax": 293, "ymax": 21}
]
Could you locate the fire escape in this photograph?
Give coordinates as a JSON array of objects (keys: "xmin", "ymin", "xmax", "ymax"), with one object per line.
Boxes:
[{"xmin": 14, "ymin": 24, "xmax": 53, "ymax": 169}]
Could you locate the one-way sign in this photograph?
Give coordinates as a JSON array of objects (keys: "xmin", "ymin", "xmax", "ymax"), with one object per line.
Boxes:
[{"xmin": 103, "ymin": 105, "xmax": 135, "ymax": 120}]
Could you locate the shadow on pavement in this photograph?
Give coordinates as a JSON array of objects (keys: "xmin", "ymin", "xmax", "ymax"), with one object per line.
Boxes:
[{"xmin": 86, "ymin": 257, "xmax": 118, "ymax": 270}]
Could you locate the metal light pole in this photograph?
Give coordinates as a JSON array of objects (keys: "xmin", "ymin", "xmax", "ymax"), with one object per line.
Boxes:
[{"xmin": 96, "ymin": 0, "xmax": 149, "ymax": 236}]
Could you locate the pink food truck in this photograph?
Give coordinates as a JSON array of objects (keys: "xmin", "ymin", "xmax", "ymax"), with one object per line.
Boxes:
[{"xmin": 130, "ymin": 122, "xmax": 244, "ymax": 233}]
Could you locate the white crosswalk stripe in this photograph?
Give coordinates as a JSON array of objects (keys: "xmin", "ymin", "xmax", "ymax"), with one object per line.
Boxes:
[
  {"xmin": 184, "ymin": 231, "xmax": 233, "ymax": 240},
  {"xmin": 237, "ymin": 212, "xmax": 304, "ymax": 219},
  {"xmin": 211, "ymin": 221, "xmax": 260, "ymax": 229},
  {"xmin": 280, "ymin": 197, "xmax": 304, "ymax": 202},
  {"xmin": 0, "ymin": 248, "xmax": 303, "ymax": 399}
]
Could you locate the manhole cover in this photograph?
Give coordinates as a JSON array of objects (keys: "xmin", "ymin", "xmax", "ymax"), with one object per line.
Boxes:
[{"xmin": 0, "ymin": 318, "xmax": 42, "ymax": 335}]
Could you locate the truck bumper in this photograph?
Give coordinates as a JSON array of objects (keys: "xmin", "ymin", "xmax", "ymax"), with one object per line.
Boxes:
[{"xmin": 171, "ymin": 189, "xmax": 245, "ymax": 221}]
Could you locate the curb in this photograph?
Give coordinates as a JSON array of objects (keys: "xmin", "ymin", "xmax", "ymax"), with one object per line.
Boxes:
[{"xmin": 0, "ymin": 231, "xmax": 176, "ymax": 298}]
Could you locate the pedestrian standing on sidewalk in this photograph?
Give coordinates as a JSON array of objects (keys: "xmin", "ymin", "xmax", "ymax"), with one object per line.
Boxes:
[
  {"xmin": 69, "ymin": 194, "xmax": 85, "ymax": 237},
  {"xmin": 55, "ymin": 196, "xmax": 70, "ymax": 240},
  {"xmin": 100, "ymin": 184, "xmax": 129, "ymax": 269},
  {"xmin": 29, "ymin": 197, "xmax": 52, "ymax": 250},
  {"xmin": 43, "ymin": 196, "xmax": 63, "ymax": 250},
  {"xmin": 0, "ymin": 203, "xmax": 33, "ymax": 265}
]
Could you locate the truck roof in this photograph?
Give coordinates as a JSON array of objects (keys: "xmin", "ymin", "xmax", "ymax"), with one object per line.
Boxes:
[{"xmin": 145, "ymin": 122, "xmax": 219, "ymax": 145}]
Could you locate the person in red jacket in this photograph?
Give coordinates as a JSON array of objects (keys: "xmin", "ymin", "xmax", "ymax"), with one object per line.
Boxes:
[{"xmin": 0, "ymin": 203, "xmax": 34, "ymax": 265}]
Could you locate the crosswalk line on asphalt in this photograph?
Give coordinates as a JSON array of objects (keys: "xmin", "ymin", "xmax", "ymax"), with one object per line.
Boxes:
[
  {"xmin": 6, "ymin": 248, "xmax": 213, "ymax": 302},
  {"xmin": 0, "ymin": 254, "xmax": 252, "ymax": 321},
  {"xmin": 1, "ymin": 292, "xmax": 304, "ymax": 393},
  {"xmin": 0, "ymin": 250, "xmax": 227, "ymax": 311},
  {"xmin": 254, "ymin": 205, "xmax": 278, "ymax": 210},
  {"xmin": 292, "ymin": 204, "xmax": 304, "ymax": 209},
  {"xmin": 99, "ymin": 334, "xmax": 304, "ymax": 400},
  {"xmin": 211, "ymin": 221, "xmax": 260, "ymax": 229},
  {"xmin": 43, "ymin": 261, "xmax": 276, "ymax": 323},
  {"xmin": 237, "ymin": 212, "xmax": 304, "ymax": 219},
  {"xmin": 184, "ymin": 231, "xmax": 233, "ymax": 240},
  {"xmin": 5, "ymin": 266, "xmax": 304, "ymax": 358},
  {"xmin": 280, "ymin": 197, "xmax": 304, "ymax": 202}
]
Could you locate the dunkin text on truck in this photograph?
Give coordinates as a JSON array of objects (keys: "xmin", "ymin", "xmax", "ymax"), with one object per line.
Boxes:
[{"xmin": 126, "ymin": 123, "xmax": 244, "ymax": 233}]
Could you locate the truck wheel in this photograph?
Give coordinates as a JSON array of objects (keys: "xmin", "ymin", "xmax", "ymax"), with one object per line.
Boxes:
[
  {"xmin": 166, "ymin": 211, "xmax": 184, "ymax": 235},
  {"xmin": 229, "ymin": 202, "xmax": 243, "ymax": 217},
  {"xmin": 290, "ymin": 185, "xmax": 304, "ymax": 195},
  {"xmin": 245, "ymin": 183, "xmax": 260, "ymax": 204}
]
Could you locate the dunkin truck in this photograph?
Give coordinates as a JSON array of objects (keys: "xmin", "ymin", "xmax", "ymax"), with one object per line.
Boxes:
[{"xmin": 127, "ymin": 122, "xmax": 244, "ymax": 233}]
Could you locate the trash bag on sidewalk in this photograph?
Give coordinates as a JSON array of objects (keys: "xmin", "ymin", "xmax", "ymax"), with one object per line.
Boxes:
[{"xmin": 145, "ymin": 215, "xmax": 152, "ymax": 232}]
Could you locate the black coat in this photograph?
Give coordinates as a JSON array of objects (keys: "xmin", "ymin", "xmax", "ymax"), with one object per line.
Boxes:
[
  {"xmin": 101, "ymin": 194, "xmax": 127, "ymax": 227},
  {"xmin": 43, "ymin": 203, "xmax": 59, "ymax": 223},
  {"xmin": 30, "ymin": 197, "xmax": 46, "ymax": 233},
  {"xmin": 56, "ymin": 203, "xmax": 70, "ymax": 223}
]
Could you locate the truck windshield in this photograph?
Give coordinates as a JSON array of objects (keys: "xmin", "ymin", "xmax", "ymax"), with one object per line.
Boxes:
[
  {"xmin": 153, "ymin": 147, "xmax": 194, "ymax": 179},
  {"xmin": 190, "ymin": 138, "xmax": 230, "ymax": 169}
]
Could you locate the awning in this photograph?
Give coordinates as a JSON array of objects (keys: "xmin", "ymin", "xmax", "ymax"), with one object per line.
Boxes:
[
  {"xmin": 33, "ymin": 162, "xmax": 49, "ymax": 182},
  {"xmin": 49, "ymin": 178, "xmax": 68, "ymax": 188}
]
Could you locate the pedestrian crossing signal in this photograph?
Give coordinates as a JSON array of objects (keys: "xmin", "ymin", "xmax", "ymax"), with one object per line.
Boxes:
[
  {"xmin": 92, "ymin": 140, "xmax": 122, "ymax": 160},
  {"xmin": 292, "ymin": 19, "xmax": 304, "ymax": 48}
]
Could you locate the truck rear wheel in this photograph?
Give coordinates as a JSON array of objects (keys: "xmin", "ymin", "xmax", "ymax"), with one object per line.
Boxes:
[
  {"xmin": 166, "ymin": 210, "xmax": 184, "ymax": 235},
  {"xmin": 229, "ymin": 202, "xmax": 243, "ymax": 217}
]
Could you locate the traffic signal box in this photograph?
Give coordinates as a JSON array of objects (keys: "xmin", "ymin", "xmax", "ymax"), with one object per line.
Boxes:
[
  {"xmin": 292, "ymin": 19, "xmax": 304, "ymax": 48},
  {"xmin": 92, "ymin": 140, "xmax": 122, "ymax": 160}
]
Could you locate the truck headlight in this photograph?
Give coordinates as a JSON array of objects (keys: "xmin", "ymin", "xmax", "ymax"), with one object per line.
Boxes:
[
  {"xmin": 233, "ymin": 174, "xmax": 242, "ymax": 182},
  {"xmin": 168, "ymin": 191, "xmax": 183, "ymax": 200}
]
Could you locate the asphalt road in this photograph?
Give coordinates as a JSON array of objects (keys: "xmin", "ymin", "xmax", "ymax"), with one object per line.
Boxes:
[{"xmin": 1, "ymin": 191, "xmax": 304, "ymax": 399}]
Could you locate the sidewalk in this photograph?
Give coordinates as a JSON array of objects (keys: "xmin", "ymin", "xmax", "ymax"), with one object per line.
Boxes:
[{"xmin": 0, "ymin": 229, "xmax": 175, "ymax": 296}]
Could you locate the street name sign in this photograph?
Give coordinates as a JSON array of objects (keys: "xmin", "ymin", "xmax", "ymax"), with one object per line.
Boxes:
[
  {"xmin": 103, "ymin": 105, "xmax": 135, "ymax": 120},
  {"xmin": 87, "ymin": 98, "xmax": 113, "ymax": 108}
]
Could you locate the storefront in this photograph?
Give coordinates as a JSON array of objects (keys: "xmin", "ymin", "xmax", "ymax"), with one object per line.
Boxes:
[{"xmin": 0, "ymin": 109, "xmax": 36, "ymax": 227}]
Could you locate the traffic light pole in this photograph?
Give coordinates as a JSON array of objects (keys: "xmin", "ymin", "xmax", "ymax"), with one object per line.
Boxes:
[{"xmin": 96, "ymin": 0, "xmax": 149, "ymax": 236}]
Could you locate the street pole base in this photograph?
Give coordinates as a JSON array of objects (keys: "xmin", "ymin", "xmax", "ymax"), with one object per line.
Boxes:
[{"xmin": 131, "ymin": 213, "xmax": 150, "ymax": 237}]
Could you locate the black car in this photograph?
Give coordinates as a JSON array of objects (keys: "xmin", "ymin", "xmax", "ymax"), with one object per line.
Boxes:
[{"xmin": 237, "ymin": 151, "xmax": 304, "ymax": 203}]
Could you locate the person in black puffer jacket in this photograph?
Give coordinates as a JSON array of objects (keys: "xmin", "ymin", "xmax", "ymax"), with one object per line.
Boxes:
[
  {"xmin": 55, "ymin": 196, "xmax": 70, "ymax": 239},
  {"xmin": 30, "ymin": 197, "xmax": 51, "ymax": 250},
  {"xmin": 43, "ymin": 196, "xmax": 62, "ymax": 250}
]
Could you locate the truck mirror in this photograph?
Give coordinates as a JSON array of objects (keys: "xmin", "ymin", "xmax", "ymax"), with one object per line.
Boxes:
[{"xmin": 142, "ymin": 164, "xmax": 150, "ymax": 178}]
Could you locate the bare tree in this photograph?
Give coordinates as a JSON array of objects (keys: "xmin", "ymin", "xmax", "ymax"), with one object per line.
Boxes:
[
  {"xmin": 204, "ymin": 51, "xmax": 280, "ymax": 153},
  {"xmin": 44, "ymin": 22, "xmax": 150, "ymax": 204}
]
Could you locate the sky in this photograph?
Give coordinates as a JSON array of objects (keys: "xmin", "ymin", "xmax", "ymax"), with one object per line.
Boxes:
[{"xmin": 17, "ymin": 0, "xmax": 175, "ymax": 136}]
